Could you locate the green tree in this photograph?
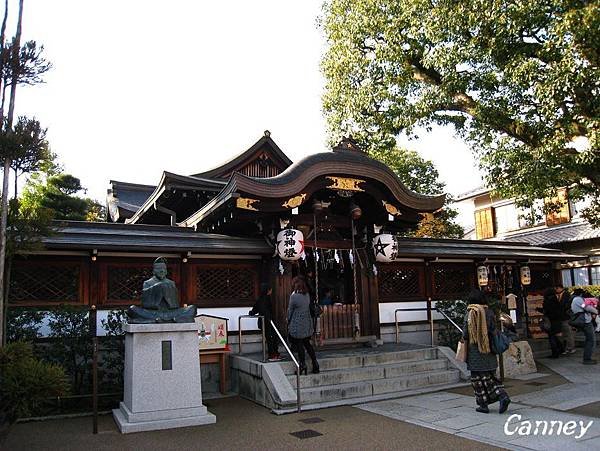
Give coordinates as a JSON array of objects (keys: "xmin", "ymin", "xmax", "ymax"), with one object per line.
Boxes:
[
  {"xmin": 0, "ymin": 0, "xmax": 51, "ymax": 346},
  {"xmin": 7, "ymin": 116, "xmax": 53, "ymax": 198},
  {"xmin": 21, "ymin": 172, "xmax": 105, "ymax": 222},
  {"xmin": 321, "ymin": 0, "xmax": 599, "ymax": 225},
  {"xmin": 377, "ymin": 146, "xmax": 463, "ymax": 238}
]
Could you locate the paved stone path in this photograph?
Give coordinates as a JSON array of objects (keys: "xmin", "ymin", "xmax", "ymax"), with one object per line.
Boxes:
[
  {"xmin": 356, "ymin": 351, "xmax": 600, "ymax": 451},
  {"xmin": 357, "ymin": 392, "xmax": 599, "ymax": 450}
]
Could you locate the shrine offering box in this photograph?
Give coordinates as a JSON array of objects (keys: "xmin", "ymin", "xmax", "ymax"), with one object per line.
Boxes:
[{"xmin": 196, "ymin": 314, "xmax": 229, "ymax": 350}]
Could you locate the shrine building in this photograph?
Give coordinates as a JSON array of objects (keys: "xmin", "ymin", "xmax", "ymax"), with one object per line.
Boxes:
[{"xmin": 9, "ymin": 132, "xmax": 579, "ymax": 375}]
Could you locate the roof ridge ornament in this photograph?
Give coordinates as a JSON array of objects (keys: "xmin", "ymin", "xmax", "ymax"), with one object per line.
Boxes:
[
  {"xmin": 333, "ymin": 136, "xmax": 364, "ymax": 153},
  {"xmin": 264, "ymin": 130, "xmax": 271, "ymax": 137}
]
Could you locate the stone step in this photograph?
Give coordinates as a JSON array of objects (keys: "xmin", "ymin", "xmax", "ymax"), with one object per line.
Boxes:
[
  {"xmin": 299, "ymin": 369, "xmax": 460, "ymax": 404},
  {"xmin": 371, "ymin": 369, "xmax": 460, "ymax": 396},
  {"xmin": 286, "ymin": 358, "xmax": 449, "ymax": 389},
  {"xmin": 279, "ymin": 347, "xmax": 438, "ymax": 375}
]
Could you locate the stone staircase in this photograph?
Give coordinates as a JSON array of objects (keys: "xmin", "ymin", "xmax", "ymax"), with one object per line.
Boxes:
[{"xmin": 231, "ymin": 345, "xmax": 465, "ymax": 413}]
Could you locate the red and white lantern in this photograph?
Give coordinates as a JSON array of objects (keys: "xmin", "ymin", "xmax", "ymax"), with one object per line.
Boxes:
[{"xmin": 276, "ymin": 229, "xmax": 304, "ymax": 261}]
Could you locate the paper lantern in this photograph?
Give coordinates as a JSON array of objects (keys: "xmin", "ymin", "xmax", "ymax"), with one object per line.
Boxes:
[
  {"xmin": 520, "ymin": 266, "xmax": 531, "ymax": 286},
  {"xmin": 373, "ymin": 233, "xmax": 398, "ymax": 262},
  {"xmin": 477, "ymin": 265, "xmax": 489, "ymax": 287},
  {"xmin": 276, "ymin": 229, "xmax": 304, "ymax": 261}
]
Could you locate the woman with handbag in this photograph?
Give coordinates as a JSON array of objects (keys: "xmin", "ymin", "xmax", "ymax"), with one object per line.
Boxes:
[
  {"xmin": 462, "ymin": 289, "xmax": 511, "ymax": 414},
  {"xmin": 537, "ymin": 288, "xmax": 566, "ymax": 358},
  {"xmin": 287, "ymin": 276, "xmax": 319, "ymax": 375}
]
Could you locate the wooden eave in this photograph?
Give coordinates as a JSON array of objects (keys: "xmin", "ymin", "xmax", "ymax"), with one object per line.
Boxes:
[
  {"xmin": 192, "ymin": 134, "xmax": 292, "ymax": 179},
  {"xmin": 179, "ymin": 150, "xmax": 446, "ymax": 228},
  {"xmin": 126, "ymin": 172, "xmax": 226, "ymax": 225}
]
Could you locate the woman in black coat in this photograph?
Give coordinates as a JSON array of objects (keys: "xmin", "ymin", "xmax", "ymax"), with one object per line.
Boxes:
[
  {"xmin": 538, "ymin": 287, "xmax": 566, "ymax": 358},
  {"xmin": 249, "ymin": 283, "xmax": 280, "ymax": 361}
]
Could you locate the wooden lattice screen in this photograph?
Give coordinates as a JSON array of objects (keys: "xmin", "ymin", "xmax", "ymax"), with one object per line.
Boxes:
[
  {"xmin": 377, "ymin": 265, "xmax": 425, "ymax": 301},
  {"xmin": 432, "ymin": 265, "xmax": 474, "ymax": 298},
  {"xmin": 9, "ymin": 263, "xmax": 81, "ymax": 304},
  {"xmin": 194, "ymin": 264, "xmax": 258, "ymax": 305},
  {"xmin": 107, "ymin": 266, "xmax": 154, "ymax": 302},
  {"xmin": 528, "ymin": 267, "xmax": 553, "ymax": 292},
  {"xmin": 100, "ymin": 262, "xmax": 179, "ymax": 305}
]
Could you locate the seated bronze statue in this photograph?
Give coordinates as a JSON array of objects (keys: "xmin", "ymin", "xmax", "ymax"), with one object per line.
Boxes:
[{"xmin": 127, "ymin": 257, "xmax": 196, "ymax": 323}]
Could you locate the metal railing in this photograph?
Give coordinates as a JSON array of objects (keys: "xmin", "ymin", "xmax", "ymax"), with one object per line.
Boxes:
[
  {"xmin": 394, "ymin": 306, "xmax": 463, "ymax": 345},
  {"xmin": 436, "ymin": 308, "xmax": 463, "ymax": 334},
  {"xmin": 238, "ymin": 315, "xmax": 266, "ymax": 362},
  {"xmin": 270, "ymin": 320, "xmax": 301, "ymax": 413},
  {"xmin": 394, "ymin": 307, "xmax": 434, "ymax": 346}
]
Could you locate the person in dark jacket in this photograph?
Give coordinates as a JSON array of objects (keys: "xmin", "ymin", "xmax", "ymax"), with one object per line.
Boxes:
[
  {"xmin": 556, "ymin": 284, "xmax": 576, "ymax": 354},
  {"xmin": 462, "ymin": 289, "xmax": 510, "ymax": 414},
  {"xmin": 287, "ymin": 276, "xmax": 319, "ymax": 375},
  {"xmin": 538, "ymin": 287, "xmax": 566, "ymax": 358},
  {"xmin": 249, "ymin": 283, "xmax": 280, "ymax": 361}
]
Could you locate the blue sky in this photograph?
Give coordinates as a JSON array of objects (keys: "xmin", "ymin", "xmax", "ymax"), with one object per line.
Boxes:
[{"xmin": 14, "ymin": 0, "xmax": 482, "ymax": 202}]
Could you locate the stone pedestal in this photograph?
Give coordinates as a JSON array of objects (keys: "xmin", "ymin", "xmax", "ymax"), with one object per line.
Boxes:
[{"xmin": 113, "ymin": 323, "xmax": 216, "ymax": 433}]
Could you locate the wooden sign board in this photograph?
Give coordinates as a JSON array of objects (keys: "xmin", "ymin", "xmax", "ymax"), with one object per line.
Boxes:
[{"xmin": 196, "ymin": 314, "xmax": 228, "ymax": 350}]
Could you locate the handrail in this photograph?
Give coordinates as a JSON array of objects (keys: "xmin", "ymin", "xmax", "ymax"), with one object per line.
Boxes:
[
  {"xmin": 394, "ymin": 307, "xmax": 433, "ymax": 346},
  {"xmin": 270, "ymin": 320, "xmax": 301, "ymax": 413},
  {"xmin": 393, "ymin": 306, "xmax": 463, "ymax": 346},
  {"xmin": 238, "ymin": 315, "xmax": 266, "ymax": 363},
  {"xmin": 435, "ymin": 308, "xmax": 463, "ymax": 334}
]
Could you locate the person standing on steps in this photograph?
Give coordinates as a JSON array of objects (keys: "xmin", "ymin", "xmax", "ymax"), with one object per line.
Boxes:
[
  {"xmin": 287, "ymin": 276, "xmax": 319, "ymax": 375},
  {"xmin": 462, "ymin": 289, "xmax": 511, "ymax": 414},
  {"xmin": 249, "ymin": 282, "xmax": 281, "ymax": 361}
]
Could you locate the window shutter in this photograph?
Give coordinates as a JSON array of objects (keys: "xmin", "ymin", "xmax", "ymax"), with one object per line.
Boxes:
[
  {"xmin": 545, "ymin": 188, "xmax": 570, "ymax": 226},
  {"xmin": 475, "ymin": 208, "xmax": 495, "ymax": 239}
]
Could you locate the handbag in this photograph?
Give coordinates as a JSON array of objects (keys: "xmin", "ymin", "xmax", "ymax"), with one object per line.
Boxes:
[
  {"xmin": 540, "ymin": 315, "xmax": 551, "ymax": 333},
  {"xmin": 491, "ymin": 330, "xmax": 511, "ymax": 355},
  {"xmin": 455, "ymin": 339, "xmax": 467, "ymax": 362},
  {"xmin": 568, "ymin": 311, "xmax": 586, "ymax": 329}
]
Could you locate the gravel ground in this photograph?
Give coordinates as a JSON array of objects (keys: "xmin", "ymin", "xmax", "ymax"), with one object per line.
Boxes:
[{"xmin": 2, "ymin": 396, "xmax": 503, "ymax": 451}]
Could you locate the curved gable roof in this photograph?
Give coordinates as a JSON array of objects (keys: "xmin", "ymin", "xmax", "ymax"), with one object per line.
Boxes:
[
  {"xmin": 180, "ymin": 148, "xmax": 446, "ymax": 227},
  {"xmin": 192, "ymin": 131, "xmax": 292, "ymax": 179}
]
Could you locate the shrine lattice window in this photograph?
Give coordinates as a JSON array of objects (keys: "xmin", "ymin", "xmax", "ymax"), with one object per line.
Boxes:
[
  {"xmin": 9, "ymin": 263, "xmax": 80, "ymax": 304},
  {"xmin": 107, "ymin": 266, "xmax": 154, "ymax": 302},
  {"xmin": 432, "ymin": 265, "xmax": 474, "ymax": 298},
  {"xmin": 378, "ymin": 265, "xmax": 424, "ymax": 301},
  {"xmin": 195, "ymin": 265, "xmax": 258, "ymax": 305},
  {"xmin": 529, "ymin": 267, "xmax": 553, "ymax": 292}
]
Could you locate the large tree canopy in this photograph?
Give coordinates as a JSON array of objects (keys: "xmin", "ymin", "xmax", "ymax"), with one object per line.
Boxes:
[
  {"xmin": 380, "ymin": 146, "xmax": 463, "ymax": 238},
  {"xmin": 321, "ymin": 0, "xmax": 599, "ymax": 225}
]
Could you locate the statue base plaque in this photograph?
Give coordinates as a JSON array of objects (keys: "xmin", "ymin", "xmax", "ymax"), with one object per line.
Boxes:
[{"xmin": 113, "ymin": 323, "xmax": 216, "ymax": 433}]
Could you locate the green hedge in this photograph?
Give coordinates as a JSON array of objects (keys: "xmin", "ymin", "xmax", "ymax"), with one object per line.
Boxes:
[
  {"xmin": 567, "ymin": 285, "xmax": 600, "ymax": 297},
  {"xmin": 0, "ymin": 342, "xmax": 69, "ymax": 421}
]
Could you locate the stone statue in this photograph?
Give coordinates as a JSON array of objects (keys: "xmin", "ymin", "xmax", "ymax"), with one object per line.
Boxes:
[{"xmin": 127, "ymin": 257, "xmax": 196, "ymax": 323}]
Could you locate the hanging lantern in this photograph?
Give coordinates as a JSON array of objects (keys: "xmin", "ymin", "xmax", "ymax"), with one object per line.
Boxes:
[
  {"xmin": 520, "ymin": 266, "xmax": 531, "ymax": 286},
  {"xmin": 477, "ymin": 265, "xmax": 489, "ymax": 287},
  {"xmin": 373, "ymin": 233, "xmax": 398, "ymax": 262},
  {"xmin": 276, "ymin": 229, "xmax": 304, "ymax": 261}
]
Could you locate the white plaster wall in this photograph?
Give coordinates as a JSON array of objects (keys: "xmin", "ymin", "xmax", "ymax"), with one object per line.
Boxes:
[{"xmin": 378, "ymin": 301, "xmax": 443, "ymax": 324}]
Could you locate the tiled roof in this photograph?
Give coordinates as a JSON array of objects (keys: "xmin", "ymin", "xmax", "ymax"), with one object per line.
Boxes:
[{"xmin": 497, "ymin": 221, "xmax": 600, "ymax": 247}]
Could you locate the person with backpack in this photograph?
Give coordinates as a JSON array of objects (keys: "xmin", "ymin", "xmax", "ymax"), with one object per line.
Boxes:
[
  {"xmin": 571, "ymin": 288, "xmax": 598, "ymax": 365},
  {"xmin": 462, "ymin": 289, "xmax": 511, "ymax": 414},
  {"xmin": 556, "ymin": 284, "xmax": 576, "ymax": 354}
]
